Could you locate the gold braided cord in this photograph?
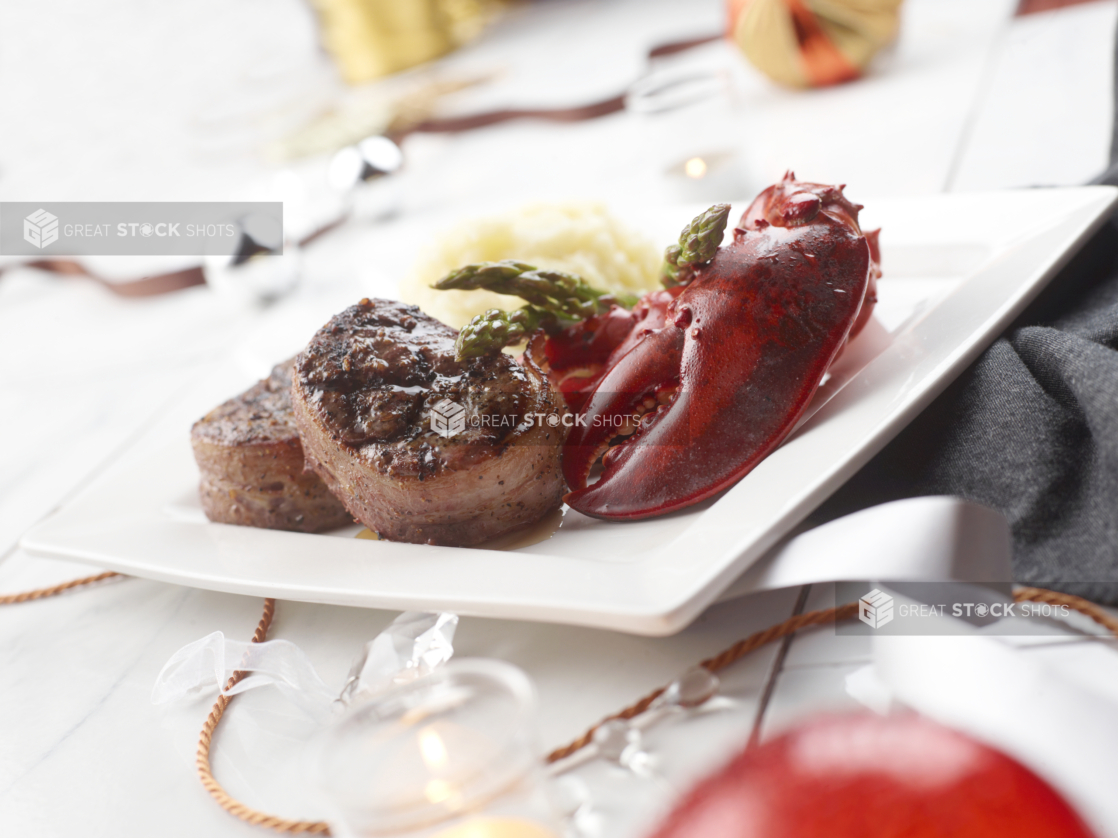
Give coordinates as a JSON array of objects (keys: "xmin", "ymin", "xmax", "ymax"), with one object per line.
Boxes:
[
  {"xmin": 1013, "ymin": 586, "xmax": 1118, "ymax": 635},
  {"xmin": 0, "ymin": 570, "xmax": 123, "ymax": 604},
  {"xmin": 544, "ymin": 600, "xmax": 861, "ymax": 763},
  {"xmin": 192, "ymin": 598, "xmax": 865, "ymax": 834},
  {"xmin": 194, "ymin": 599, "xmax": 330, "ymax": 835},
  {"xmin": 4, "ymin": 572, "xmax": 1115, "ymax": 835},
  {"xmin": 195, "ymin": 589, "xmax": 1117, "ymax": 833}
]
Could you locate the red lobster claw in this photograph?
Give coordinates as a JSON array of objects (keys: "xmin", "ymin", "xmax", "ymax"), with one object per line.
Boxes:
[
  {"xmin": 562, "ymin": 172, "xmax": 877, "ymax": 519},
  {"xmin": 543, "ymin": 289, "xmax": 679, "ymax": 412}
]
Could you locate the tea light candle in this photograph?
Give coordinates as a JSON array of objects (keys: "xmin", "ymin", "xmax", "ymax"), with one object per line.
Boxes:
[
  {"xmin": 663, "ymin": 149, "xmax": 752, "ymax": 204},
  {"xmin": 430, "ymin": 817, "xmax": 559, "ymax": 838},
  {"xmin": 311, "ymin": 659, "xmax": 562, "ymax": 838}
]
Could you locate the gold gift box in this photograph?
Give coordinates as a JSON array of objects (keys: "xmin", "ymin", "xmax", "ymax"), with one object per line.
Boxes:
[{"xmin": 312, "ymin": 0, "xmax": 506, "ymax": 84}]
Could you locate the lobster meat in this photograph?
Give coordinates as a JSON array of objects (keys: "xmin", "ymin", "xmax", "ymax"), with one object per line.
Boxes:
[{"xmin": 548, "ymin": 172, "xmax": 881, "ymax": 520}]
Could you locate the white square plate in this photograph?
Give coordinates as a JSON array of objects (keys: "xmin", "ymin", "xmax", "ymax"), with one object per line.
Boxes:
[{"xmin": 21, "ymin": 187, "xmax": 1117, "ymax": 635}]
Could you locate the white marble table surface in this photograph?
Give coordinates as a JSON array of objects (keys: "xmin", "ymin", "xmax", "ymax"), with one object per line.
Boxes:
[{"xmin": 2, "ymin": 0, "xmax": 1118, "ymax": 835}]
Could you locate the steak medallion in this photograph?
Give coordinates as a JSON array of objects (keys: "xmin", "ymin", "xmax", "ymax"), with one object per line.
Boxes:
[
  {"xmin": 291, "ymin": 299, "xmax": 566, "ymax": 546},
  {"xmin": 191, "ymin": 360, "xmax": 352, "ymax": 533}
]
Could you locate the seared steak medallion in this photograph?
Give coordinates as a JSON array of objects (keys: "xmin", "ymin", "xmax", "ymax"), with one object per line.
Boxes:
[
  {"xmin": 191, "ymin": 360, "xmax": 352, "ymax": 533},
  {"xmin": 291, "ymin": 299, "xmax": 566, "ymax": 546}
]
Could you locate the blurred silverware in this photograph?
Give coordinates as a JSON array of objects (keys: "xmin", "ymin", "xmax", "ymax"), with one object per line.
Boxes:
[{"xmin": 203, "ymin": 211, "xmax": 300, "ymax": 304}]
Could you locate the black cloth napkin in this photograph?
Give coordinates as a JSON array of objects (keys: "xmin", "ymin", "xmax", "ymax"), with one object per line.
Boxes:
[{"xmin": 809, "ymin": 64, "xmax": 1118, "ymax": 604}]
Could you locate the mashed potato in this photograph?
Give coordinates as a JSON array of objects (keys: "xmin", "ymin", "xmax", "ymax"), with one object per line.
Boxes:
[{"xmin": 400, "ymin": 202, "xmax": 663, "ymax": 328}]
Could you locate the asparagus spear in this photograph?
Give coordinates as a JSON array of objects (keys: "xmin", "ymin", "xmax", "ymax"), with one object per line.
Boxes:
[
  {"xmin": 454, "ymin": 306, "xmax": 556, "ymax": 359},
  {"xmin": 434, "ymin": 260, "xmax": 635, "ymax": 319},
  {"xmin": 434, "ymin": 260, "xmax": 637, "ymax": 359},
  {"xmin": 662, "ymin": 203, "xmax": 731, "ymax": 287}
]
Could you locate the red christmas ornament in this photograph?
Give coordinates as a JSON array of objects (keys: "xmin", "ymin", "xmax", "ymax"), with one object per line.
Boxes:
[{"xmin": 649, "ymin": 713, "xmax": 1096, "ymax": 838}]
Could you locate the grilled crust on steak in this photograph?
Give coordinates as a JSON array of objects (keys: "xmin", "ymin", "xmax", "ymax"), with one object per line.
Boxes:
[
  {"xmin": 291, "ymin": 299, "xmax": 566, "ymax": 546},
  {"xmin": 191, "ymin": 360, "xmax": 352, "ymax": 533}
]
